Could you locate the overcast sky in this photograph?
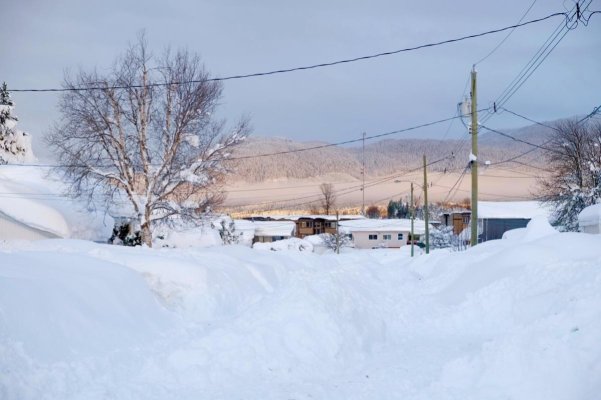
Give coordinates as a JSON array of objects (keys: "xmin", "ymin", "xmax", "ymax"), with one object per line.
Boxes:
[{"xmin": 2, "ymin": 0, "xmax": 600, "ymax": 160}]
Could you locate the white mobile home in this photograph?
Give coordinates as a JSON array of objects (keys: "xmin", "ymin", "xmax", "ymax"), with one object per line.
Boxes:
[{"xmin": 339, "ymin": 219, "xmax": 427, "ymax": 249}]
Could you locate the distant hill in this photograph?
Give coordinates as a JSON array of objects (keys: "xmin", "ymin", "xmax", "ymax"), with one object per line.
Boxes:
[{"xmin": 228, "ymin": 119, "xmax": 558, "ymax": 182}]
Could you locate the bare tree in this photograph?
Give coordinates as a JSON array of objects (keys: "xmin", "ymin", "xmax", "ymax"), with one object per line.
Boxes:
[
  {"xmin": 47, "ymin": 34, "xmax": 250, "ymax": 246},
  {"xmin": 365, "ymin": 205, "xmax": 381, "ymax": 219},
  {"xmin": 538, "ymin": 120, "xmax": 601, "ymax": 230},
  {"xmin": 319, "ymin": 182, "xmax": 336, "ymax": 215}
]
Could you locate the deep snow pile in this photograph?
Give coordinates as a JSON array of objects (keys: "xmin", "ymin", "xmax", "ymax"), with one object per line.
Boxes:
[
  {"xmin": 1, "ymin": 223, "xmax": 600, "ymax": 399},
  {"xmin": 0, "ymin": 166, "xmax": 113, "ymax": 240}
]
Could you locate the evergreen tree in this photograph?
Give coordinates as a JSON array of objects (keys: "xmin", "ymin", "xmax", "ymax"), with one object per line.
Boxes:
[{"xmin": 0, "ymin": 82, "xmax": 35, "ymax": 164}]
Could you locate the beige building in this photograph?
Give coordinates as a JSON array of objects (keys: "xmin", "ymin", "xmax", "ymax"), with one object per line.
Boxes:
[{"xmin": 339, "ymin": 219, "xmax": 427, "ymax": 249}]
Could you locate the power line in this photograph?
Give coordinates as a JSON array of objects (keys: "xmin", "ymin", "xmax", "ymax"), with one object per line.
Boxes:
[
  {"xmin": 480, "ymin": 124, "xmax": 562, "ymax": 154},
  {"xmin": 0, "ymin": 111, "xmax": 486, "ymax": 168},
  {"xmin": 500, "ymin": 107, "xmax": 560, "ymax": 131},
  {"xmin": 9, "ymin": 12, "xmax": 572, "ymax": 93},
  {"xmin": 481, "ymin": 2, "xmax": 592, "ymax": 124},
  {"xmin": 578, "ymin": 103, "xmax": 601, "ymax": 124},
  {"xmin": 474, "ymin": 0, "xmax": 539, "ymax": 65},
  {"xmin": 442, "ymin": 164, "xmax": 470, "ymax": 203}
]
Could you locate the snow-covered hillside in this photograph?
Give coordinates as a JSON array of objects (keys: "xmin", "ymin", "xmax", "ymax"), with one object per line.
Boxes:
[{"xmin": 1, "ymin": 225, "xmax": 600, "ymax": 399}]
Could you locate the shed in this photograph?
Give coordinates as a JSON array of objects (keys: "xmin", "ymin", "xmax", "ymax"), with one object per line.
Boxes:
[
  {"xmin": 478, "ymin": 201, "xmax": 550, "ymax": 242},
  {"xmin": 252, "ymin": 221, "xmax": 296, "ymax": 243},
  {"xmin": 578, "ymin": 204, "xmax": 601, "ymax": 234}
]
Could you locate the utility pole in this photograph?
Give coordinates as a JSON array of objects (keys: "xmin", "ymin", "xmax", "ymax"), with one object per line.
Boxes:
[
  {"xmin": 470, "ymin": 65, "xmax": 479, "ymax": 247},
  {"xmin": 423, "ymin": 155, "xmax": 429, "ymax": 254},
  {"xmin": 335, "ymin": 210, "xmax": 340, "ymax": 254},
  {"xmin": 361, "ymin": 132, "xmax": 366, "ymax": 215},
  {"xmin": 410, "ymin": 182, "xmax": 414, "ymax": 257}
]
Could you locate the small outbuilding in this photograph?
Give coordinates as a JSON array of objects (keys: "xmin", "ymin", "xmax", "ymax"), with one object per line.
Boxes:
[
  {"xmin": 578, "ymin": 204, "xmax": 601, "ymax": 234},
  {"xmin": 252, "ymin": 221, "xmax": 296, "ymax": 243}
]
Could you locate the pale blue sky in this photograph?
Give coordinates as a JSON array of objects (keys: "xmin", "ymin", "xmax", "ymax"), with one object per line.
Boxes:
[{"xmin": 2, "ymin": 0, "xmax": 600, "ymax": 160}]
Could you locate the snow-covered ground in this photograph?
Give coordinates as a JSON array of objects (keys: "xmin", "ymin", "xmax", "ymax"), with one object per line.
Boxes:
[{"xmin": 1, "ymin": 222, "xmax": 600, "ymax": 399}]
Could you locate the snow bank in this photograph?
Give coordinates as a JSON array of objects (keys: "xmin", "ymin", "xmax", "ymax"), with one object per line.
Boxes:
[
  {"xmin": 0, "ymin": 246, "xmax": 172, "ymax": 364},
  {"xmin": 253, "ymin": 237, "xmax": 313, "ymax": 252},
  {"xmin": 0, "ymin": 166, "xmax": 113, "ymax": 240},
  {"xmin": 578, "ymin": 203, "xmax": 601, "ymax": 228},
  {"xmin": 1, "ymin": 230, "xmax": 600, "ymax": 399}
]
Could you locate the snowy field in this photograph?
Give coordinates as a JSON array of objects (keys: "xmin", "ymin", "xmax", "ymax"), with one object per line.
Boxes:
[{"xmin": 1, "ymin": 224, "xmax": 600, "ymax": 399}]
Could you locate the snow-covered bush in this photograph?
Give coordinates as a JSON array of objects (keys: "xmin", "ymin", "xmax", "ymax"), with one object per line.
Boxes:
[
  {"xmin": 109, "ymin": 220, "xmax": 142, "ymax": 247},
  {"xmin": 429, "ymin": 225, "xmax": 453, "ymax": 249},
  {"xmin": 321, "ymin": 232, "xmax": 353, "ymax": 253},
  {"xmin": 211, "ymin": 218, "xmax": 242, "ymax": 245},
  {"xmin": 0, "ymin": 82, "xmax": 35, "ymax": 164}
]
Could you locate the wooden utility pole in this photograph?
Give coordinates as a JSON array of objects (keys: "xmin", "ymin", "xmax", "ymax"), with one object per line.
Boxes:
[
  {"xmin": 410, "ymin": 182, "xmax": 414, "ymax": 257},
  {"xmin": 423, "ymin": 155, "xmax": 429, "ymax": 254},
  {"xmin": 361, "ymin": 132, "xmax": 366, "ymax": 215},
  {"xmin": 470, "ymin": 65, "xmax": 479, "ymax": 247},
  {"xmin": 335, "ymin": 211, "xmax": 340, "ymax": 254}
]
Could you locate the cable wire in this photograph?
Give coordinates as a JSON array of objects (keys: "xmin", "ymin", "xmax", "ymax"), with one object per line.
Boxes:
[{"xmin": 9, "ymin": 12, "xmax": 571, "ymax": 93}]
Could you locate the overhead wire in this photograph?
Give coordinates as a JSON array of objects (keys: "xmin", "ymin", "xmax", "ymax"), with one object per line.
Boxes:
[
  {"xmin": 9, "ymin": 12, "xmax": 572, "ymax": 93},
  {"xmin": 474, "ymin": 0, "xmax": 539, "ymax": 65},
  {"xmin": 481, "ymin": 1, "xmax": 593, "ymax": 124},
  {"xmin": 499, "ymin": 107, "xmax": 560, "ymax": 131}
]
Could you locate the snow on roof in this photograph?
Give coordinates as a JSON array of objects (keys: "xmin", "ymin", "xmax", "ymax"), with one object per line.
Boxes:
[
  {"xmin": 0, "ymin": 166, "xmax": 114, "ymax": 240},
  {"xmin": 578, "ymin": 204, "xmax": 601, "ymax": 227},
  {"xmin": 339, "ymin": 219, "xmax": 427, "ymax": 234},
  {"xmin": 252, "ymin": 221, "xmax": 295, "ymax": 237},
  {"xmin": 477, "ymin": 201, "xmax": 550, "ymax": 220}
]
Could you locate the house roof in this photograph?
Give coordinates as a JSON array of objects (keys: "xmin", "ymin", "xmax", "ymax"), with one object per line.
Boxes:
[
  {"xmin": 233, "ymin": 219, "xmax": 295, "ymax": 237},
  {"xmin": 578, "ymin": 204, "xmax": 601, "ymax": 227},
  {"xmin": 339, "ymin": 219, "xmax": 427, "ymax": 234},
  {"xmin": 478, "ymin": 201, "xmax": 550, "ymax": 220},
  {"xmin": 253, "ymin": 221, "xmax": 295, "ymax": 237},
  {"xmin": 0, "ymin": 166, "xmax": 114, "ymax": 240}
]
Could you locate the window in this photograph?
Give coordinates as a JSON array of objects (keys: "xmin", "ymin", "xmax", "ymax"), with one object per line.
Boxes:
[
  {"xmin": 383, "ymin": 234, "xmax": 392, "ymax": 240},
  {"xmin": 300, "ymin": 221, "xmax": 313, "ymax": 228},
  {"xmin": 315, "ymin": 222, "xmax": 322, "ymax": 228},
  {"xmin": 398, "ymin": 233, "xmax": 404, "ymax": 240},
  {"xmin": 325, "ymin": 222, "xmax": 336, "ymax": 228},
  {"xmin": 368, "ymin": 234, "xmax": 378, "ymax": 240}
]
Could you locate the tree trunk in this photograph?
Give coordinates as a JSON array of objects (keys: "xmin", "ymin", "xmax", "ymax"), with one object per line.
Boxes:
[{"xmin": 141, "ymin": 222, "xmax": 152, "ymax": 247}]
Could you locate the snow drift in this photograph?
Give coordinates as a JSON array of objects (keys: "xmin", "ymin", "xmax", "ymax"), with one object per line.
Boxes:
[{"xmin": 1, "ymin": 230, "xmax": 600, "ymax": 399}]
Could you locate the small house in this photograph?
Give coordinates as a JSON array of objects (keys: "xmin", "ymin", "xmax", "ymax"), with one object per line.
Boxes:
[
  {"xmin": 578, "ymin": 204, "xmax": 601, "ymax": 234},
  {"xmin": 339, "ymin": 219, "xmax": 427, "ymax": 249}
]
